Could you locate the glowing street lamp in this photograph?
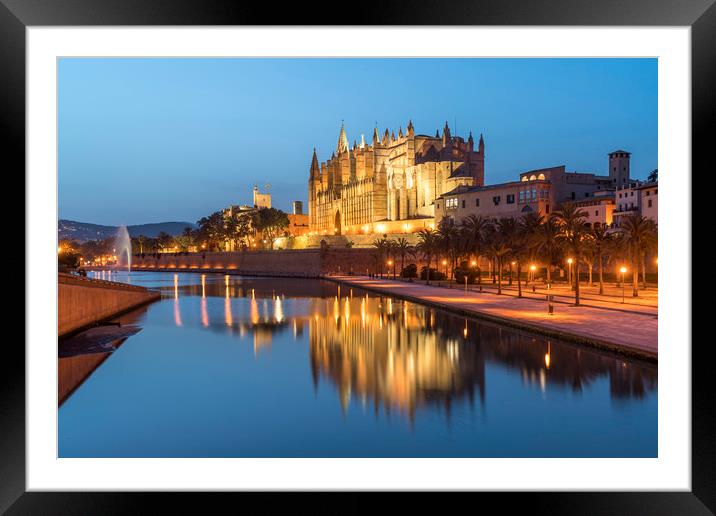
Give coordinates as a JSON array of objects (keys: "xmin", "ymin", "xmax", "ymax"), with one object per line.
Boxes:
[
  {"xmin": 442, "ymin": 259, "xmax": 448, "ymax": 283},
  {"xmin": 567, "ymin": 258, "xmax": 574, "ymax": 289},
  {"xmin": 619, "ymin": 266, "xmax": 628, "ymax": 303},
  {"xmin": 530, "ymin": 264, "xmax": 537, "ymax": 284}
]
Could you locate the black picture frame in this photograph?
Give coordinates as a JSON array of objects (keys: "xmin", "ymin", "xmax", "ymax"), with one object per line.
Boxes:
[{"xmin": 5, "ymin": 0, "xmax": 708, "ymax": 512}]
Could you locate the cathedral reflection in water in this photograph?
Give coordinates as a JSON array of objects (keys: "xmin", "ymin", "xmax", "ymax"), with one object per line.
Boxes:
[{"xmin": 159, "ymin": 275, "xmax": 657, "ymax": 420}]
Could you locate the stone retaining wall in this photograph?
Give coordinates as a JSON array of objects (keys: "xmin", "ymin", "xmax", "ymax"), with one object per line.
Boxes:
[
  {"xmin": 130, "ymin": 248, "xmax": 386, "ymax": 276},
  {"xmin": 58, "ymin": 273, "xmax": 160, "ymax": 337}
]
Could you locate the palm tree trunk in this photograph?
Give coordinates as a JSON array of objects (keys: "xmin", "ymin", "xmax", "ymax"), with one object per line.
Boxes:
[
  {"xmin": 588, "ymin": 264, "xmax": 593, "ymax": 286},
  {"xmin": 517, "ymin": 262, "xmax": 522, "ymax": 298},
  {"xmin": 598, "ymin": 252, "xmax": 604, "ymax": 295},
  {"xmin": 574, "ymin": 261, "xmax": 581, "ymax": 306},
  {"xmin": 497, "ymin": 260, "xmax": 503, "ymax": 295},
  {"xmin": 508, "ymin": 262, "xmax": 513, "ymax": 285},
  {"xmin": 641, "ymin": 253, "xmax": 647, "ymax": 290},
  {"xmin": 546, "ymin": 264, "xmax": 551, "ymax": 284},
  {"xmin": 632, "ymin": 257, "xmax": 639, "ymax": 297}
]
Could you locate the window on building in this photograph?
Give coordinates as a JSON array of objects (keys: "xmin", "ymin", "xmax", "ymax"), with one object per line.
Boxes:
[
  {"xmin": 585, "ymin": 192, "xmax": 590, "ymax": 197},
  {"xmin": 545, "ymin": 204, "xmax": 550, "ymax": 214},
  {"xmin": 571, "ymin": 192, "xmax": 576, "ymax": 200},
  {"xmin": 648, "ymin": 199, "xmax": 653, "ymax": 208},
  {"xmin": 646, "ymin": 191, "xmax": 650, "ymax": 196},
  {"xmin": 506, "ymin": 194, "xmax": 515, "ymax": 204},
  {"xmin": 519, "ymin": 191, "xmax": 525, "ymax": 203},
  {"xmin": 595, "ymin": 210, "xmax": 599, "ymax": 216},
  {"xmin": 475, "ymin": 198, "xmax": 480, "ymax": 207},
  {"xmin": 630, "ymin": 192, "xmax": 634, "ymax": 197},
  {"xmin": 493, "ymin": 196, "xmax": 501, "ymax": 205},
  {"xmin": 462, "ymin": 200, "xmax": 466, "ymax": 208}
]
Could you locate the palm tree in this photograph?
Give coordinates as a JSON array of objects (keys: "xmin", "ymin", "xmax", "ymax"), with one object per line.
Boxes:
[
  {"xmin": 618, "ymin": 213, "xmax": 657, "ymax": 297},
  {"xmin": 371, "ymin": 237, "xmax": 388, "ymax": 277},
  {"xmin": 416, "ymin": 228, "xmax": 437, "ymax": 284},
  {"xmin": 497, "ymin": 217, "xmax": 519, "ymax": 287},
  {"xmin": 437, "ymin": 218, "xmax": 460, "ymax": 282},
  {"xmin": 532, "ymin": 217, "xmax": 562, "ymax": 284},
  {"xmin": 486, "ymin": 218, "xmax": 514, "ymax": 295},
  {"xmin": 606, "ymin": 231, "xmax": 629, "ymax": 287},
  {"xmin": 581, "ymin": 239, "xmax": 596, "ymax": 287},
  {"xmin": 553, "ymin": 203, "xmax": 589, "ymax": 306},
  {"xmin": 394, "ymin": 237, "xmax": 412, "ymax": 279},
  {"xmin": 461, "ymin": 214, "xmax": 489, "ymax": 284},
  {"xmin": 588, "ymin": 224, "xmax": 612, "ymax": 294}
]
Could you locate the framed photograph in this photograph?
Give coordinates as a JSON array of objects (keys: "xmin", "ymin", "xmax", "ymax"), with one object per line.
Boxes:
[{"xmin": 7, "ymin": 0, "xmax": 709, "ymax": 511}]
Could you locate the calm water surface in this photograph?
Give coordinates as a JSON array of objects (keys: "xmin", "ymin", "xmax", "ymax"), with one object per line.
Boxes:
[{"xmin": 58, "ymin": 271, "xmax": 657, "ymax": 457}]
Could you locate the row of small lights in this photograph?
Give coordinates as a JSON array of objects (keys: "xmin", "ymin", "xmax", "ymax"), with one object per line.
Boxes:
[{"xmin": 306, "ymin": 222, "xmax": 437, "ymax": 237}]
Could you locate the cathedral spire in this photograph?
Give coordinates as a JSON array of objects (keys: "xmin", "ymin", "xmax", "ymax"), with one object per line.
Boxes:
[
  {"xmin": 407, "ymin": 119, "xmax": 414, "ymax": 136},
  {"xmin": 468, "ymin": 131, "xmax": 474, "ymax": 151},
  {"xmin": 360, "ymin": 133, "xmax": 366, "ymax": 149},
  {"xmin": 310, "ymin": 147, "xmax": 320, "ymax": 180},
  {"xmin": 398, "ymin": 126, "xmax": 403, "ymax": 138},
  {"xmin": 479, "ymin": 133, "xmax": 485, "ymax": 153},
  {"xmin": 337, "ymin": 121, "xmax": 349, "ymax": 154},
  {"xmin": 372, "ymin": 126, "xmax": 380, "ymax": 146},
  {"xmin": 442, "ymin": 121, "xmax": 451, "ymax": 147}
]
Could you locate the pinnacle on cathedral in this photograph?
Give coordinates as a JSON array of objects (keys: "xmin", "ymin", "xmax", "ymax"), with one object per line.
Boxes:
[
  {"xmin": 398, "ymin": 127, "xmax": 403, "ymax": 138},
  {"xmin": 372, "ymin": 127, "xmax": 380, "ymax": 145},
  {"xmin": 337, "ymin": 122, "xmax": 349, "ymax": 154},
  {"xmin": 310, "ymin": 147, "xmax": 320, "ymax": 179}
]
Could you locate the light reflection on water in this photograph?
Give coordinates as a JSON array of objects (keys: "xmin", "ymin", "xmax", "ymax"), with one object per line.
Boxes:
[{"xmin": 58, "ymin": 271, "xmax": 657, "ymax": 458}]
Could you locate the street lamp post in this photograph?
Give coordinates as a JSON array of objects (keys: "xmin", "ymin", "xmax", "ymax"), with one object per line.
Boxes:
[
  {"xmin": 442, "ymin": 260, "xmax": 448, "ymax": 286},
  {"xmin": 620, "ymin": 266, "xmax": 627, "ymax": 303},
  {"xmin": 567, "ymin": 258, "xmax": 574, "ymax": 291}
]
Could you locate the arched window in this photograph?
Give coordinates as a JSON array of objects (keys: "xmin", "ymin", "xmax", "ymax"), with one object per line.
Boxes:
[
  {"xmin": 538, "ymin": 173, "xmax": 545, "ymax": 180},
  {"xmin": 521, "ymin": 176, "xmax": 528, "ymax": 182},
  {"xmin": 529, "ymin": 175, "xmax": 537, "ymax": 181}
]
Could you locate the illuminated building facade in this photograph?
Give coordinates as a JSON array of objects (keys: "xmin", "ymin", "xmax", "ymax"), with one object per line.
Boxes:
[{"xmin": 308, "ymin": 121, "xmax": 485, "ymax": 235}]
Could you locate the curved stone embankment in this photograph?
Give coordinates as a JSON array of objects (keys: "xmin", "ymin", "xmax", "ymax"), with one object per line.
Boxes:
[
  {"xmin": 58, "ymin": 273, "xmax": 160, "ymax": 337},
  {"xmin": 326, "ymin": 275, "xmax": 658, "ymax": 362}
]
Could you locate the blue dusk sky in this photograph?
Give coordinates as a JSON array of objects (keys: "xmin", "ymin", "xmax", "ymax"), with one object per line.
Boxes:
[{"xmin": 58, "ymin": 58, "xmax": 657, "ymax": 226}]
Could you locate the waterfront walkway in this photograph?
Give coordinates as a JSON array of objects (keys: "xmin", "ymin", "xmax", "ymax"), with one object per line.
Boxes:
[{"xmin": 328, "ymin": 275, "xmax": 658, "ymax": 360}]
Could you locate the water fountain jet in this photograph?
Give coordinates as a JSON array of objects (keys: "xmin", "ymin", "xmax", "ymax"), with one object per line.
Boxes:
[{"xmin": 115, "ymin": 226, "xmax": 132, "ymax": 272}]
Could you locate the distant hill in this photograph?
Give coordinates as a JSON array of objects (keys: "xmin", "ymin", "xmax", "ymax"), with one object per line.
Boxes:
[{"xmin": 59, "ymin": 219, "xmax": 197, "ymax": 242}]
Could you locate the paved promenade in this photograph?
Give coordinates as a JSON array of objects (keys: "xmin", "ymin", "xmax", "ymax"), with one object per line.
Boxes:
[{"xmin": 329, "ymin": 275, "xmax": 658, "ymax": 360}]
